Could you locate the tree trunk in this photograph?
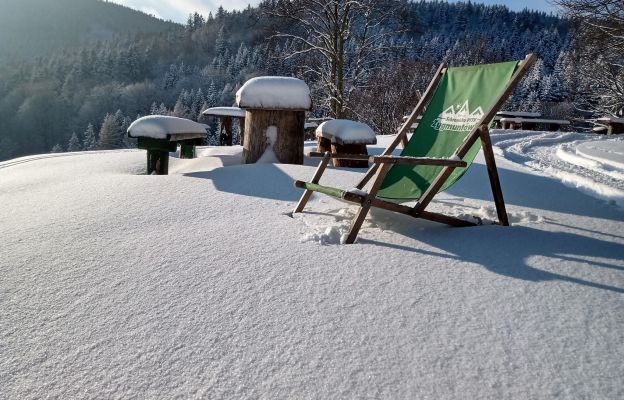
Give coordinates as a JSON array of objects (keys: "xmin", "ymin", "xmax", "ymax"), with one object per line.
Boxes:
[{"xmin": 243, "ymin": 110, "xmax": 305, "ymax": 164}]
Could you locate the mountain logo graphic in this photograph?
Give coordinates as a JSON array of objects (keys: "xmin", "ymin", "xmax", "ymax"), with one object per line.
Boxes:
[{"xmin": 431, "ymin": 100, "xmax": 484, "ymax": 132}]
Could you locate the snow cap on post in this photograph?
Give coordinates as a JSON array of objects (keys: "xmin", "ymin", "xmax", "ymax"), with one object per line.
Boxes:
[{"xmin": 236, "ymin": 76, "xmax": 312, "ymax": 110}]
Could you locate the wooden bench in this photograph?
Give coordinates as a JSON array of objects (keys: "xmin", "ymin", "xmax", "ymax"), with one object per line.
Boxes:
[
  {"xmin": 202, "ymin": 107, "xmax": 247, "ymax": 146},
  {"xmin": 315, "ymin": 119, "xmax": 377, "ymax": 168},
  {"xmin": 596, "ymin": 117, "xmax": 624, "ymax": 135},
  {"xmin": 494, "ymin": 111, "xmax": 541, "ymax": 129},
  {"xmin": 128, "ymin": 116, "xmax": 208, "ymax": 175},
  {"xmin": 499, "ymin": 117, "xmax": 570, "ymax": 131}
]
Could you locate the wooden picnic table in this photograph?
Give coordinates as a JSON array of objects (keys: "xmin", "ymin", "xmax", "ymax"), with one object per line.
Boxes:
[
  {"xmin": 596, "ymin": 117, "xmax": 624, "ymax": 134},
  {"xmin": 499, "ymin": 117, "xmax": 570, "ymax": 131},
  {"xmin": 203, "ymin": 107, "xmax": 247, "ymax": 146},
  {"xmin": 128, "ymin": 116, "xmax": 207, "ymax": 175}
]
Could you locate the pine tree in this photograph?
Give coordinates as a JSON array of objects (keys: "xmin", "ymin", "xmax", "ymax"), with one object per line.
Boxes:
[
  {"xmin": 51, "ymin": 144, "xmax": 64, "ymax": 153},
  {"xmin": 157, "ymin": 103, "xmax": 169, "ymax": 115},
  {"xmin": 98, "ymin": 112, "xmax": 125, "ymax": 150},
  {"xmin": 67, "ymin": 132, "xmax": 82, "ymax": 152},
  {"xmin": 173, "ymin": 98, "xmax": 189, "ymax": 118},
  {"xmin": 190, "ymin": 88, "xmax": 204, "ymax": 121},
  {"xmin": 83, "ymin": 123, "xmax": 98, "ymax": 150},
  {"xmin": 215, "ymin": 26, "xmax": 227, "ymax": 57}
]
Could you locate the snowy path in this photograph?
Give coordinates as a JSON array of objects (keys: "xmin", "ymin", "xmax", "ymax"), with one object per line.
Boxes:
[
  {"xmin": 491, "ymin": 130, "xmax": 624, "ymax": 207},
  {"xmin": 1, "ymin": 137, "xmax": 623, "ymax": 399}
]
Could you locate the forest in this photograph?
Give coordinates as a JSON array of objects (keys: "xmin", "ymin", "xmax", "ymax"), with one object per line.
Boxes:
[{"xmin": 0, "ymin": 0, "xmax": 592, "ymax": 161}]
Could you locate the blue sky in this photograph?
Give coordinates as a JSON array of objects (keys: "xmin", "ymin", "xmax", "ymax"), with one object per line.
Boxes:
[{"xmin": 110, "ymin": 0, "xmax": 557, "ymax": 23}]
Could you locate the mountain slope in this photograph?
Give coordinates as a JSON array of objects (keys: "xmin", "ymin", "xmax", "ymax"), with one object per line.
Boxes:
[{"xmin": 0, "ymin": 0, "xmax": 178, "ymax": 60}]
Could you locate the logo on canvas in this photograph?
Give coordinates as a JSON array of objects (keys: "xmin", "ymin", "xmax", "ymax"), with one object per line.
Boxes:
[{"xmin": 431, "ymin": 100, "xmax": 484, "ymax": 132}]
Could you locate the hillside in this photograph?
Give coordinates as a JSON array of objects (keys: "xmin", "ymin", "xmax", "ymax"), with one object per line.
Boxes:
[
  {"xmin": 0, "ymin": 0, "xmax": 178, "ymax": 60},
  {"xmin": 1, "ymin": 133, "xmax": 622, "ymax": 398},
  {"xmin": 0, "ymin": 1, "xmax": 572, "ymax": 162}
]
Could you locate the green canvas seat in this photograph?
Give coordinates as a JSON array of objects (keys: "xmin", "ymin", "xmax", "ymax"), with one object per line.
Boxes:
[{"xmin": 293, "ymin": 54, "xmax": 537, "ymax": 244}]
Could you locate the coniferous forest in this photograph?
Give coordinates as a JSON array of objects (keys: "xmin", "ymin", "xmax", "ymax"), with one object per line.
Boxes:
[{"xmin": 0, "ymin": 0, "xmax": 587, "ymax": 161}]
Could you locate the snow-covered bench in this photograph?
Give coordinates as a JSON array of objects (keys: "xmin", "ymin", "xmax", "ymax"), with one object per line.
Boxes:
[
  {"xmin": 315, "ymin": 119, "xmax": 377, "ymax": 168},
  {"xmin": 202, "ymin": 107, "xmax": 247, "ymax": 146},
  {"xmin": 596, "ymin": 117, "xmax": 624, "ymax": 135},
  {"xmin": 499, "ymin": 117, "xmax": 570, "ymax": 131},
  {"xmin": 128, "ymin": 115, "xmax": 208, "ymax": 175},
  {"xmin": 493, "ymin": 111, "xmax": 542, "ymax": 129}
]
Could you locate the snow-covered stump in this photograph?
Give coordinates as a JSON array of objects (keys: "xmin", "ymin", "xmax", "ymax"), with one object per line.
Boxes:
[
  {"xmin": 202, "ymin": 107, "xmax": 247, "ymax": 146},
  {"xmin": 236, "ymin": 77, "xmax": 312, "ymax": 164},
  {"xmin": 128, "ymin": 116, "xmax": 208, "ymax": 175},
  {"xmin": 316, "ymin": 120, "xmax": 377, "ymax": 168}
]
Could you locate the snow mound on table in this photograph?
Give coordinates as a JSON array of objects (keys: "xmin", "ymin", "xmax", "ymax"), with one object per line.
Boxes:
[
  {"xmin": 236, "ymin": 76, "xmax": 311, "ymax": 110},
  {"xmin": 316, "ymin": 119, "xmax": 377, "ymax": 144},
  {"xmin": 202, "ymin": 107, "xmax": 246, "ymax": 118},
  {"xmin": 127, "ymin": 115, "xmax": 207, "ymax": 139}
]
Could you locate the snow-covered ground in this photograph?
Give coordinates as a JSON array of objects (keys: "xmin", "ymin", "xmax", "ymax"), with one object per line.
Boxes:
[
  {"xmin": 491, "ymin": 130, "xmax": 624, "ymax": 207},
  {"xmin": 1, "ymin": 131, "xmax": 623, "ymax": 398}
]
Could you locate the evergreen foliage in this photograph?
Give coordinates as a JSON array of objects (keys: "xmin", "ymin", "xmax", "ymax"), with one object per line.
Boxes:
[
  {"xmin": 67, "ymin": 132, "xmax": 82, "ymax": 152},
  {"xmin": 0, "ymin": 0, "xmax": 574, "ymax": 161}
]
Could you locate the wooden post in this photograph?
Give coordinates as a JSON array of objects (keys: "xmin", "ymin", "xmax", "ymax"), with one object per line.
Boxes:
[
  {"xmin": 179, "ymin": 141, "xmax": 195, "ymax": 159},
  {"xmin": 239, "ymin": 118, "xmax": 246, "ymax": 146},
  {"xmin": 219, "ymin": 116, "xmax": 233, "ymax": 146},
  {"xmin": 147, "ymin": 150, "xmax": 169, "ymax": 175},
  {"xmin": 243, "ymin": 109, "xmax": 305, "ymax": 164},
  {"xmin": 317, "ymin": 136, "xmax": 331, "ymax": 154}
]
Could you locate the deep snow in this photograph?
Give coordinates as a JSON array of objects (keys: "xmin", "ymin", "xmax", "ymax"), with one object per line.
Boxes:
[{"xmin": 0, "ymin": 131, "xmax": 622, "ymax": 399}]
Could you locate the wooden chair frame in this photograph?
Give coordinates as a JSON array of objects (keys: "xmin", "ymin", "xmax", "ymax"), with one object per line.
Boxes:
[{"xmin": 294, "ymin": 54, "xmax": 537, "ymax": 244}]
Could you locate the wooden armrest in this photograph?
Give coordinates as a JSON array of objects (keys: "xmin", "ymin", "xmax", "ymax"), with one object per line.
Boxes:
[{"xmin": 372, "ymin": 155, "xmax": 467, "ymax": 167}]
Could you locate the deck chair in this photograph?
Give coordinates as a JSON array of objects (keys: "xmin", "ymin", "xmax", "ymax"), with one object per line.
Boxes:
[{"xmin": 293, "ymin": 54, "xmax": 537, "ymax": 244}]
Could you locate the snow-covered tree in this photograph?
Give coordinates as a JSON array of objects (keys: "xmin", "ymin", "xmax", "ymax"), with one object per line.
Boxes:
[
  {"xmin": 67, "ymin": 132, "xmax": 82, "ymax": 152},
  {"xmin": 83, "ymin": 123, "xmax": 98, "ymax": 150},
  {"xmin": 271, "ymin": 0, "xmax": 408, "ymax": 118},
  {"xmin": 98, "ymin": 111, "xmax": 127, "ymax": 149}
]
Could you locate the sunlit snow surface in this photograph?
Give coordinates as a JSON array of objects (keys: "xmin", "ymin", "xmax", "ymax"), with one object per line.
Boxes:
[
  {"xmin": 491, "ymin": 130, "xmax": 624, "ymax": 207},
  {"xmin": 0, "ymin": 133, "xmax": 622, "ymax": 398}
]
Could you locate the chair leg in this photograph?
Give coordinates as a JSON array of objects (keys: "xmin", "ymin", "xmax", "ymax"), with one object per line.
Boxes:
[
  {"xmin": 345, "ymin": 204, "xmax": 371, "ymax": 244},
  {"xmin": 478, "ymin": 127, "xmax": 510, "ymax": 226},
  {"xmin": 344, "ymin": 163, "xmax": 392, "ymax": 244},
  {"xmin": 293, "ymin": 152, "xmax": 331, "ymax": 213}
]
